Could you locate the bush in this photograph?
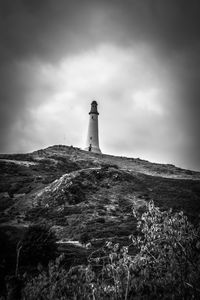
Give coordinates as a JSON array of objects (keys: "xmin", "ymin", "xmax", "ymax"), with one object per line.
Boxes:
[
  {"xmin": 68, "ymin": 183, "xmax": 86, "ymax": 204},
  {"xmin": 94, "ymin": 201, "xmax": 200, "ymax": 299},
  {"xmin": 20, "ymin": 224, "xmax": 57, "ymax": 268},
  {"xmin": 101, "ymin": 164, "xmax": 119, "ymax": 171},
  {"xmin": 130, "ymin": 201, "xmax": 200, "ymax": 298},
  {"xmin": 0, "ymin": 231, "xmax": 14, "ymax": 297},
  {"xmin": 23, "ymin": 255, "xmax": 95, "ymax": 300}
]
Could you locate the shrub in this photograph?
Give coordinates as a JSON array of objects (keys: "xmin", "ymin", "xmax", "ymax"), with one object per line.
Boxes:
[
  {"xmin": 95, "ymin": 201, "xmax": 200, "ymax": 299},
  {"xmin": 68, "ymin": 183, "xmax": 86, "ymax": 204},
  {"xmin": 130, "ymin": 201, "xmax": 200, "ymax": 299},
  {"xmin": 23, "ymin": 255, "xmax": 95, "ymax": 300},
  {"xmin": 20, "ymin": 224, "xmax": 57, "ymax": 269},
  {"xmin": 0, "ymin": 231, "xmax": 14, "ymax": 297},
  {"xmin": 101, "ymin": 164, "xmax": 119, "ymax": 171}
]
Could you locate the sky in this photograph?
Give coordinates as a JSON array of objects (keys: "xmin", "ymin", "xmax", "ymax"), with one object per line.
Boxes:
[{"xmin": 0, "ymin": 0, "xmax": 200, "ymax": 171}]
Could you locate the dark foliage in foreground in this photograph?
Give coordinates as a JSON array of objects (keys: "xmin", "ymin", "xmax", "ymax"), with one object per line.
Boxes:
[
  {"xmin": 21, "ymin": 201, "xmax": 200, "ymax": 299},
  {"xmin": 20, "ymin": 224, "xmax": 58, "ymax": 268},
  {"xmin": 0, "ymin": 224, "xmax": 58, "ymax": 299}
]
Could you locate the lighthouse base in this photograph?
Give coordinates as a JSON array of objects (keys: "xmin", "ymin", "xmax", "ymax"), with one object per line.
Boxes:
[{"xmin": 84, "ymin": 146, "xmax": 101, "ymax": 154}]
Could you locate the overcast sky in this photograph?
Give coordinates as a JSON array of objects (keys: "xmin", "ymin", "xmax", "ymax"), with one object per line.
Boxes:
[{"xmin": 0, "ymin": 0, "xmax": 200, "ymax": 171}]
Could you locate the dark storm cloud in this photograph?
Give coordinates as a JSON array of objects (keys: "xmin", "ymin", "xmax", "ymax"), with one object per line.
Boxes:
[
  {"xmin": 0, "ymin": 0, "xmax": 200, "ymax": 170},
  {"xmin": 1, "ymin": 0, "xmax": 199, "ymax": 61}
]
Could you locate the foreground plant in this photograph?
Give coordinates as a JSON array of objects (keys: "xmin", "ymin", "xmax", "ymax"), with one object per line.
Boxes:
[
  {"xmin": 130, "ymin": 201, "xmax": 200, "ymax": 298},
  {"xmin": 23, "ymin": 201, "xmax": 200, "ymax": 299}
]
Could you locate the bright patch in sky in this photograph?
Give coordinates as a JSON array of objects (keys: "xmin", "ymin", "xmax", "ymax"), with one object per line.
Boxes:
[
  {"xmin": 13, "ymin": 45, "xmax": 170, "ymax": 156},
  {"xmin": 133, "ymin": 89, "xmax": 164, "ymax": 116},
  {"xmin": 9, "ymin": 44, "xmax": 175, "ymax": 164}
]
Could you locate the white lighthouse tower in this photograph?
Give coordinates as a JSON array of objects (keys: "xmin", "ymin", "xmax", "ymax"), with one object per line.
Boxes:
[{"xmin": 85, "ymin": 100, "xmax": 101, "ymax": 153}]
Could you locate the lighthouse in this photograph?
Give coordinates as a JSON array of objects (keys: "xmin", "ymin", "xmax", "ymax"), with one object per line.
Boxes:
[{"xmin": 85, "ymin": 100, "xmax": 101, "ymax": 154}]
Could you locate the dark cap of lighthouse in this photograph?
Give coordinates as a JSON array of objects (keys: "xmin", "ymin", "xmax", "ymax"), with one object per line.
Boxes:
[{"xmin": 89, "ymin": 100, "xmax": 99, "ymax": 115}]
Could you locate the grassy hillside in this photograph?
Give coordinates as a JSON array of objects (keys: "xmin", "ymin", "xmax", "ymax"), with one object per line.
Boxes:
[
  {"xmin": 0, "ymin": 144, "xmax": 200, "ymax": 245},
  {"xmin": 0, "ymin": 145, "xmax": 200, "ymax": 298}
]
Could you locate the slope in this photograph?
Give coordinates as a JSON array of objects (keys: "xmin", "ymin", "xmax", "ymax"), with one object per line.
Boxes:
[{"xmin": 0, "ymin": 145, "xmax": 200, "ymax": 248}]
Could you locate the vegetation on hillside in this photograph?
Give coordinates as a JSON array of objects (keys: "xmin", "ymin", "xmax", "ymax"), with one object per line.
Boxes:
[
  {"xmin": 1, "ymin": 201, "xmax": 199, "ymax": 299},
  {"xmin": 19, "ymin": 224, "xmax": 58, "ymax": 268},
  {"xmin": 1, "ymin": 146, "xmax": 200, "ymax": 298},
  {"xmin": 0, "ymin": 224, "xmax": 57, "ymax": 299}
]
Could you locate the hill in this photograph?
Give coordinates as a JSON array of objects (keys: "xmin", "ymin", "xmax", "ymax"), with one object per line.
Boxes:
[{"xmin": 0, "ymin": 145, "xmax": 200, "ymax": 248}]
